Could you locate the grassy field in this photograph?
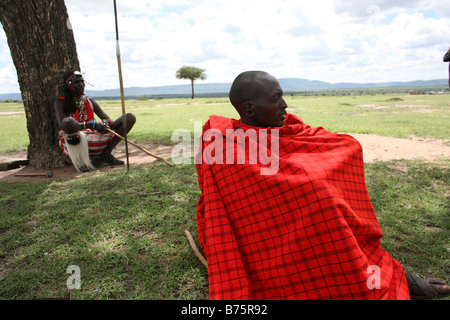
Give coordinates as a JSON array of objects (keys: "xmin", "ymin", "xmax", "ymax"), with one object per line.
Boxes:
[
  {"xmin": 0, "ymin": 93, "xmax": 449, "ymax": 300},
  {"xmin": 1, "ymin": 93, "xmax": 449, "ymax": 153}
]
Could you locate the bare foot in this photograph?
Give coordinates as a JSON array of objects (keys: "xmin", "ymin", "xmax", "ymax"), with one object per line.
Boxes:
[{"xmin": 407, "ymin": 273, "xmax": 450, "ymax": 300}]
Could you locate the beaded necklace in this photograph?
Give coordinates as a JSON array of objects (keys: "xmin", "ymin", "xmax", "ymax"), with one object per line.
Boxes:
[{"xmin": 73, "ymin": 96, "xmax": 87, "ymax": 121}]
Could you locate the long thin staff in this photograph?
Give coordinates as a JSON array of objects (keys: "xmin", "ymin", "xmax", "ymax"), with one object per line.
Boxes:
[
  {"xmin": 113, "ymin": 0, "xmax": 130, "ymax": 170},
  {"xmin": 106, "ymin": 128, "xmax": 174, "ymax": 167}
]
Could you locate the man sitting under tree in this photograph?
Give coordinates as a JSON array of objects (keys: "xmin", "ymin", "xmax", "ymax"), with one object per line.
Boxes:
[
  {"xmin": 195, "ymin": 70, "xmax": 450, "ymax": 300},
  {"xmin": 54, "ymin": 70, "xmax": 136, "ymax": 172}
]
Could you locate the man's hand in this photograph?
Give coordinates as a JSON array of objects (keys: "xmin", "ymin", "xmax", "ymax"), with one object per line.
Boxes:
[{"xmin": 94, "ymin": 121, "xmax": 107, "ymax": 133}]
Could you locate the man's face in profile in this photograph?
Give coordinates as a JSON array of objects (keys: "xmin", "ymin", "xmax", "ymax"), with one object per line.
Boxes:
[{"xmin": 246, "ymin": 74, "xmax": 287, "ymax": 128}]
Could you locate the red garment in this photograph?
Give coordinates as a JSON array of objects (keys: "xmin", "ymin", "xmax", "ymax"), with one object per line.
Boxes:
[
  {"xmin": 195, "ymin": 114, "xmax": 410, "ymax": 300},
  {"xmin": 59, "ymin": 95, "xmax": 94, "ymax": 122}
]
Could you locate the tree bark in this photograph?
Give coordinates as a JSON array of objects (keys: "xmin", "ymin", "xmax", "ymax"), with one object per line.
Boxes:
[
  {"xmin": 191, "ymin": 79, "xmax": 195, "ymax": 99},
  {"xmin": 0, "ymin": 0, "xmax": 80, "ymax": 169}
]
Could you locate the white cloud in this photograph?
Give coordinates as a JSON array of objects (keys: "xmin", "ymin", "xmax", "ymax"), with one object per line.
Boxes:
[{"xmin": 1, "ymin": 0, "xmax": 450, "ymax": 93}]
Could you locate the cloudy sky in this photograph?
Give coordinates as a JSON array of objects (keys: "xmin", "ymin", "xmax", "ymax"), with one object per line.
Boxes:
[{"xmin": 1, "ymin": 0, "xmax": 450, "ymax": 94}]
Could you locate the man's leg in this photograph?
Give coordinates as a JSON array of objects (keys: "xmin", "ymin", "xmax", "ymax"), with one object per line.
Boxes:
[{"xmin": 61, "ymin": 117, "xmax": 80, "ymax": 134}]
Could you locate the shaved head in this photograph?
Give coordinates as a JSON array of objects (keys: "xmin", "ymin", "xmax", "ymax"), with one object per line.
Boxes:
[{"xmin": 229, "ymin": 71, "xmax": 274, "ymax": 113}]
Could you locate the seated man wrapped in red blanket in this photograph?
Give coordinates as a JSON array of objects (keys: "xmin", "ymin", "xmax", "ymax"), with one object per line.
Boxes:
[{"xmin": 195, "ymin": 71, "xmax": 450, "ymax": 300}]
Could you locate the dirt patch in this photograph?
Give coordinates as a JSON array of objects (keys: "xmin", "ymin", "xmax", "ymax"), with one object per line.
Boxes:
[
  {"xmin": 0, "ymin": 142, "xmax": 174, "ymax": 183},
  {"xmin": 355, "ymin": 104, "xmax": 438, "ymax": 112},
  {"xmin": 0, "ymin": 134, "xmax": 449, "ymax": 183},
  {"xmin": 349, "ymin": 134, "xmax": 450, "ymax": 163}
]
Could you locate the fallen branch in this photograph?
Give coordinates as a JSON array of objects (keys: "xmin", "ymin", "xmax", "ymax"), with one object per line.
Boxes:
[{"xmin": 184, "ymin": 230, "xmax": 207, "ymax": 268}]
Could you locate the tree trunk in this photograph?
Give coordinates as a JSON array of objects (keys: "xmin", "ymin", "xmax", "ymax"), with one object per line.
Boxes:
[
  {"xmin": 0, "ymin": 0, "xmax": 80, "ymax": 169},
  {"xmin": 191, "ymin": 79, "xmax": 195, "ymax": 99}
]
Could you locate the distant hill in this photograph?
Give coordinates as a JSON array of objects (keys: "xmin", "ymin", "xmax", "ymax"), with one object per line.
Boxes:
[
  {"xmin": 277, "ymin": 78, "xmax": 449, "ymax": 90},
  {"xmin": 1, "ymin": 78, "xmax": 448, "ymax": 101},
  {"xmin": 87, "ymin": 83, "xmax": 233, "ymax": 99}
]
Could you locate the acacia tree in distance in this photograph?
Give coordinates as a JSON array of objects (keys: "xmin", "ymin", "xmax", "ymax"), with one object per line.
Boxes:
[
  {"xmin": 0, "ymin": 0, "xmax": 79, "ymax": 169},
  {"xmin": 176, "ymin": 65, "xmax": 207, "ymax": 99}
]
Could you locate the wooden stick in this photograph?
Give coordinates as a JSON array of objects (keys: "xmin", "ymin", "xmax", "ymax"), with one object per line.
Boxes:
[
  {"xmin": 184, "ymin": 230, "xmax": 207, "ymax": 268},
  {"xmin": 114, "ymin": 0, "xmax": 130, "ymax": 170},
  {"xmin": 15, "ymin": 171, "xmax": 53, "ymax": 178},
  {"xmin": 106, "ymin": 128, "xmax": 174, "ymax": 167}
]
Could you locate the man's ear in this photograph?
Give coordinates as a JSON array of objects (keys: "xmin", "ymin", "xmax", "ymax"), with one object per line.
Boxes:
[{"xmin": 243, "ymin": 102, "xmax": 255, "ymax": 117}]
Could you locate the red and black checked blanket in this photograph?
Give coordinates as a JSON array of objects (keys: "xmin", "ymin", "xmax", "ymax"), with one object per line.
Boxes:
[{"xmin": 195, "ymin": 114, "xmax": 410, "ymax": 300}]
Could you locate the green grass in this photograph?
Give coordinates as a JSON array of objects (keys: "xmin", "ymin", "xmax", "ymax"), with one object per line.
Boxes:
[
  {"xmin": 0, "ymin": 163, "xmax": 208, "ymax": 300},
  {"xmin": 0, "ymin": 94, "xmax": 449, "ymax": 300},
  {"xmin": 286, "ymin": 94, "xmax": 450, "ymax": 139},
  {"xmin": 365, "ymin": 159, "xmax": 449, "ymax": 279}
]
